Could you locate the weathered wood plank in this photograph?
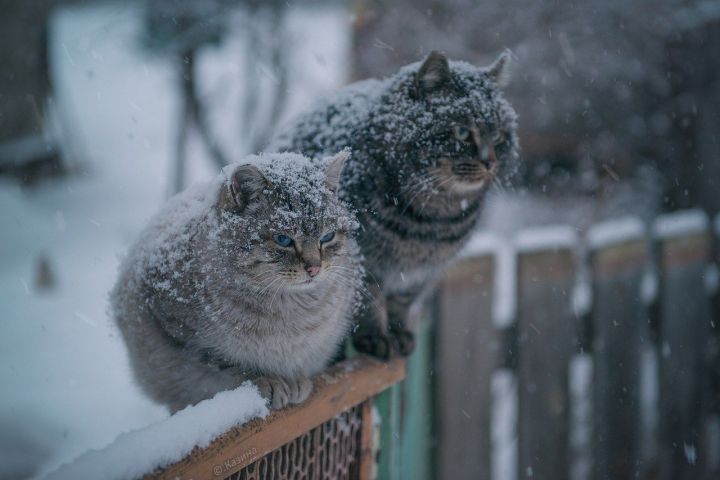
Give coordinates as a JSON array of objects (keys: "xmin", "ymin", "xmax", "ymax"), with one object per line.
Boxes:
[
  {"xmin": 654, "ymin": 212, "xmax": 713, "ymax": 480},
  {"xmin": 709, "ymin": 213, "xmax": 720, "ymax": 478},
  {"xmin": 149, "ymin": 356, "xmax": 405, "ymax": 480},
  {"xmin": 515, "ymin": 240, "xmax": 577, "ymax": 480},
  {"xmin": 436, "ymin": 255, "xmax": 497, "ymax": 480},
  {"xmin": 590, "ymin": 235, "xmax": 648, "ymax": 480}
]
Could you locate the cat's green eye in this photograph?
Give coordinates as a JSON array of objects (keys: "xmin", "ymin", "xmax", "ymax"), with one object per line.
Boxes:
[
  {"xmin": 320, "ymin": 231, "xmax": 336, "ymax": 244},
  {"xmin": 492, "ymin": 131, "xmax": 505, "ymax": 145},
  {"xmin": 273, "ymin": 234, "xmax": 294, "ymax": 247},
  {"xmin": 453, "ymin": 125, "xmax": 471, "ymax": 142}
]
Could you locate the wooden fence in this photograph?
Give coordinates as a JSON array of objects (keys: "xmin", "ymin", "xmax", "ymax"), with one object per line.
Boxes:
[
  {"xmin": 150, "ymin": 356, "xmax": 405, "ymax": 480},
  {"xmin": 47, "ymin": 356, "xmax": 404, "ymax": 480},
  {"xmin": 429, "ymin": 210, "xmax": 720, "ymax": 480},
  {"xmin": 50, "ymin": 210, "xmax": 719, "ymax": 480}
]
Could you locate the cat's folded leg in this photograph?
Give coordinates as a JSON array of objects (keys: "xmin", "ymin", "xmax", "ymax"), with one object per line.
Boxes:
[
  {"xmin": 386, "ymin": 290, "xmax": 417, "ymax": 357},
  {"xmin": 254, "ymin": 376, "xmax": 314, "ymax": 409},
  {"xmin": 351, "ymin": 281, "xmax": 393, "ymax": 360}
]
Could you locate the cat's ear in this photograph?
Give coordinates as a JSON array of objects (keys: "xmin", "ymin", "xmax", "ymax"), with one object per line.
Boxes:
[
  {"xmin": 486, "ymin": 49, "xmax": 512, "ymax": 88},
  {"xmin": 221, "ymin": 164, "xmax": 268, "ymax": 211},
  {"xmin": 324, "ymin": 149, "xmax": 350, "ymax": 193},
  {"xmin": 416, "ymin": 51, "xmax": 451, "ymax": 94}
]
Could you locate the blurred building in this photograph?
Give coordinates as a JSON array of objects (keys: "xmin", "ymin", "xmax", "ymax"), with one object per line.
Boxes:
[
  {"xmin": 0, "ymin": 0, "xmax": 64, "ymax": 182},
  {"xmin": 351, "ymin": 0, "xmax": 720, "ymax": 215}
]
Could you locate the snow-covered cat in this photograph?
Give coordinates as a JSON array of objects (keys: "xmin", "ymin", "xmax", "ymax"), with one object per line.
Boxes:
[
  {"xmin": 272, "ymin": 51, "xmax": 518, "ymax": 358},
  {"xmin": 111, "ymin": 151, "xmax": 362, "ymax": 412}
]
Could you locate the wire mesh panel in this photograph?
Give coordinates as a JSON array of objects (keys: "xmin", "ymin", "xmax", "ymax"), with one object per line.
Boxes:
[
  {"xmin": 225, "ymin": 403, "xmax": 365, "ymax": 480},
  {"xmin": 149, "ymin": 357, "xmax": 403, "ymax": 480}
]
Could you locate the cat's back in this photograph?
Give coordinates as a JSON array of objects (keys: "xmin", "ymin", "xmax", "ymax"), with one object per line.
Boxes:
[
  {"xmin": 112, "ymin": 179, "xmax": 220, "ymax": 312},
  {"xmin": 272, "ymin": 77, "xmax": 385, "ymax": 157}
]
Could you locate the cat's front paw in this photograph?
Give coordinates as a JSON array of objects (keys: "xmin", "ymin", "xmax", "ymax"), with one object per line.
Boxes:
[
  {"xmin": 254, "ymin": 376, "xmax": 313, "ymax": 409},
  {"xmin": 287, "ymin": 377, "xmax": 313, "ymax": 405},
  {"xmin": 389, "ymin": 328, "xmax": 415, "ymax": 356},
  {"xmin": 352, "ymin": 331, "xmax": 392, "ymax": 360}
]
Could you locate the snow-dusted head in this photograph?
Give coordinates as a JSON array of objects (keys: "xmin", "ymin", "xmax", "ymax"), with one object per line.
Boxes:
[
  {"xmin": 214, "ymin": 151, "xmax": 359, "ymax": 291},
  {"xmin": 384, "ymin": 50, "xmax": 518, "ymax": 195}
]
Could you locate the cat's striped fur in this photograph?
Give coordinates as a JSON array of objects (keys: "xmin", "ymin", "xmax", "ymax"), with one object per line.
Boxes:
[{"xmin": 272, "ymin": 51, "xmax": 518, "ymax": 357}]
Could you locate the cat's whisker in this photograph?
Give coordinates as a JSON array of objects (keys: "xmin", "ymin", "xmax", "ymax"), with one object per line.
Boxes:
[
  {"xmin": 256, "ymin": 276, "xmax": 283, "ymax": 297},
  {"xmin": 399, "ymin": 172, "xmax": 434, "ymax": 194},
  {"xmin": 417, "ymin": 175, "xmax": 456, "ymax": 215},
  {"xmin": 328, "ymin": 274, "xmax": 372, "ymax": 302},
  {"xmin": 401, "ymin": 174, "xmax": 444, "ymax": 215},
  {"xmin": 325, "ymin": 268, "xmax": 379, "ymax": 308},
  {"xmin": 325, "ymin": 261, "xmax": 382, "ymax": 289},
  {"xmin": 268, "ymin": 278, "xmax": 287, "ymax": 313},
  {"xmin": 491, "ymin": 176, "xmax": 509, "ymax": 194},
  {"xmin": 398, "ymin": 172, "xmax": 435, "ymax": 198},
  {"xmin": 248, "ymin": 274, "xmax": 275, "ymax": 288},
  {"xmin": 246, "ymin": 268, "xmax": 280, "ymax": 286},
  {"xmin": 254, "ymin": 280, "xmax": 274, "ymax": 297}
]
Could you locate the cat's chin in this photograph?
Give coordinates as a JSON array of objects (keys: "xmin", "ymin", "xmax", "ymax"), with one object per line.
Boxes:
[
  {"xmin": 287, "ymin": 276, "xmax": 323, "ymax": 290},
  {"xmin": 450, "ymin": 177, "xmax": 490, "ymax": 194}
]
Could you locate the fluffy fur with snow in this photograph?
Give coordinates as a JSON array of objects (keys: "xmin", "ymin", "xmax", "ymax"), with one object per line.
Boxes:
[
  {"xmin": 111, "ymin": 152, "xmax": 362, "ymax": 412},
  {"xmin": 272, "ymin": 51, "xmax": 518, "ymax": 358}
]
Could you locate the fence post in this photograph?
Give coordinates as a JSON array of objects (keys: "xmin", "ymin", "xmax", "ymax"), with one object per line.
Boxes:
[
  {"xmin": 709, "ymin": 213, "xmax": 720, "ymax": 478},
  {"xmin": 515, "ymin": 227, "xmax": 578, "ymax": 479},
  {"xmin": 653, "ymin": 210, "xmax": 713, "ymax": 480},
  {"xmin": 376, "ymin": 381, "xmax": 402, "ymax": 480},
  {"xmin": 400, "ymin": 307, "xmax": 435, "ymax": 480},
  {"xmin": 587, "ymin": 217, "xmax": 648, "ymax": 480},
  {"xmin": 435, "ymin": 249, "xmax": 497, "ymax": 480}
]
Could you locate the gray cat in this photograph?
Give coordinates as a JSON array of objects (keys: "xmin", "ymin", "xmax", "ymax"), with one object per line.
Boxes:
[
  {"xmin": 272, "ymin": 51, "xmax": 518, "ymax": 358},
  {"xmin": 111, "ymin": 151, "xmax": 362, "ymax": 412}
]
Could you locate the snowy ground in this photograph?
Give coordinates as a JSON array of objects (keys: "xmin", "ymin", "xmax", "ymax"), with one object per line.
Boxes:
[{"xmin": 0, "ymin": 4, "xmax": 350, "ymax": 479}]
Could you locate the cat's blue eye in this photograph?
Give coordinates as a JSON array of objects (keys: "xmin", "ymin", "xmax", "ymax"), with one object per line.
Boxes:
[
  {"xmin": 273, "ymin": 234, "xmax": 294, "ymax": 247},
  {"xmin": 453, "ymin": 125, "xmax": 471, "ymax": 142},
  {"xmin": 319, "ymin": 231, "xmax": 336, "ymax": 244}
]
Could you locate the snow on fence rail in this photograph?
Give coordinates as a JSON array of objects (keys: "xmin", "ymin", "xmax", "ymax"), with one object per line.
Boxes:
[
  {"xmin": 46, "ymin": 356, "xmax": 405, "ymax": 480},
  {"xmin": 434, "ymin": 209, "xmax": 720, "ymax": 480}
]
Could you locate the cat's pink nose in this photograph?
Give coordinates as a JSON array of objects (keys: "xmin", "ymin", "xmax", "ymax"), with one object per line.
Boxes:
[{"xmin": 306, "ymin": 265, "xmax": 321, "ymax": 277}]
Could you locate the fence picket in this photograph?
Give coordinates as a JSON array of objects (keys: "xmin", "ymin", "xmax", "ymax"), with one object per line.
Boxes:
[
  {"xmin": 588, "ymin": 220, "xmax": 648, "ymax": 480},
  {"xmin": 653, "ymin": 211, "xmax": 713, "ymax": 480},
  {"xmin": 436, "ymin": 254, "xmax": 497, "ymax": 480},
  {"xmin": 515, "ymin": 230, "xmax": 578, "ymax": 479},
  {"xmin": 709, "ymin": 213, "xmax": 720, "ymax": 477}
]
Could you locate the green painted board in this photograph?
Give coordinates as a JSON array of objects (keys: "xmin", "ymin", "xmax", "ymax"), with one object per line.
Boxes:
[
  {"xmin": 400, "ymin": 313, "xmax": 435, "ymax": 480},
  {"xmin": 376, "ymin": 379, "xmax": 402, "ymax": 480}
]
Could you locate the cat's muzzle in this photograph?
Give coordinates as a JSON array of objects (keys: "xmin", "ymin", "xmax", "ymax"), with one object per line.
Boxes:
[
  {"xmin": 452, "ymin": 147, "xmax": 497, "ymax": 182},
  {"xmin": 451, "ymin": 161, "xmax": 491, "ymax": 182}
]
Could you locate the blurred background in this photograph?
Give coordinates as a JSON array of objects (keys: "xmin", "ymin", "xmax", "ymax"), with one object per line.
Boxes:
[{"xmin": 0, "ymin": 0, "xmax": 718, "ymax": 479}]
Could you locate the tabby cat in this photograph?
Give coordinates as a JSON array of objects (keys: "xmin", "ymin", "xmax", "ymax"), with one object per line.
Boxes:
[
  {"xmin": 111, "ymin": 151, "xmax": 362, "ymax": 412},
  {"xmin": 272, "ymin": 51, "xmax": 518, "ymax": 358}
]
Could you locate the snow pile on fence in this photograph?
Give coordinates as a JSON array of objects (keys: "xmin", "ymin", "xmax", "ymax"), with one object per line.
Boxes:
[
  {"xmin": 652, "ymin": 209, "xmax": 708, "ymax": 239},
  {"xmin": 587, "ymin": 216, "xmax": 645, "ymax": 249},
  {"xmin": 514, "ymin": 225, "xmax": 578, "ymax": 253},
  {"xmin": 42, "ymin": 383, "xmax": 268, "ymax": 480}
]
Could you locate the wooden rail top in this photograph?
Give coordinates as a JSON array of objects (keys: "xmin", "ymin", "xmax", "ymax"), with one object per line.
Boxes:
[{"xmin": 149, "ymin": 355, "xmax": 406, "ymax": 480}]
